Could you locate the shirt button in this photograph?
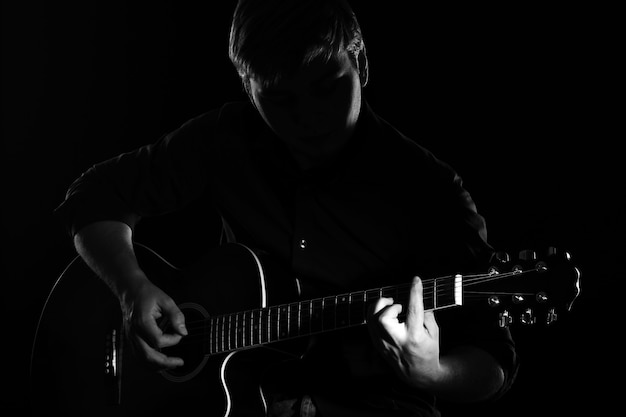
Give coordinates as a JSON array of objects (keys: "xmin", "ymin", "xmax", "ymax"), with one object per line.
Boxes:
[{"xmin": 299, "ymin": 239, "xmax": 307, "ymax": 250}]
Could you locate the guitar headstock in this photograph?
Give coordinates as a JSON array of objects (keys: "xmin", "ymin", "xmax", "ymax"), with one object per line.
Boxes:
[{"xmin": 467, "ymin": 247, "xmax": 581, "ymax": 328}]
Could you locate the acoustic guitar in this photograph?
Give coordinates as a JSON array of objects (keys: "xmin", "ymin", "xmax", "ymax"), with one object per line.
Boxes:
[{"xmin": 30, "ymin": 242, "xmax": 580, "ymax": 416}]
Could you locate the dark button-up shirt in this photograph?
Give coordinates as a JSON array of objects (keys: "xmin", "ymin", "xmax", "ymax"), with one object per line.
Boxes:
[{"xmin": 56, "ymin": 100, "xmax": 518, "ymax": 416}]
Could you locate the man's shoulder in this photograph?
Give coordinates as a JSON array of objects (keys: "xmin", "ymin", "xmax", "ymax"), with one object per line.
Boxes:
[
  {"xmin": 162, "ymin": 100, "xmax": 257, "ymax": 152},
  {"xmin": 365, "ymin": 103, "xmax": 433, "ymax": 156},
  {"xmin": 365, "ymin": 105, "xmax": 456, "ymax": 179}
]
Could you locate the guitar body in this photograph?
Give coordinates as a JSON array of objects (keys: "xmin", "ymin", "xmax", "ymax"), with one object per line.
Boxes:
[{"xmin": 30, "ymin": 243, "xmax": 299, "ymax": 417}]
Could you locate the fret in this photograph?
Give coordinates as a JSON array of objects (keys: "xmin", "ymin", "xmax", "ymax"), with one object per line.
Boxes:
[
  {"xmin": 244, "ymin": 310, "xmax": 251, "ymax": 347},
  {"xmin": 365, "ymin": 288, "xmax": 380, "ymax": 308},
  {"xmin": 227, "ymin": 314, "xmax": 233, "ymax": 351},
  {"xmin": 349, "ymin": 291, "xmax": 366, "ymax": 326},
  {"xmin": 232, "ymin": 314, "xmax": 238, "ymax": 349},
  {"xmin": 220, "ymin": 316, "xmax": 226, "ymax": 352},
  {"xmin": 260, "ymin": 308, "xmax": 269, "ymax": 344},
  {"xmin": 233, "ymin": 314, "xmax": 239, "ymax": 350},
  {"xmin": 236, "ymin": 313, "xmax": 244, "ymax": 348},
  {"xmin": 222, "ymin": 315, "xmax": 228, "ymax": 351},
  {"xmin": 252, "ymin": 310, "xmax": 263, "ymax": 345},
  {"xmin": 336, "ymin": 294, "xmax": 350, "ymax": 328},
  {"xmin": 236, "ymin": 313, "xmax": 242, "ymax": 348},
  {"xmin": 311, "ymin": 299, "xmax": 323, "ymax": 333},
  {"xmin": 230, "ymin": 314, "xmax": 237, "ymax": 350},
  {"xmin": 322, "ymin": 296, "xmax": 336, "ymax": 331},
  {"xmin": 269, "ymin": 306, "xmax": 279, "ymax": 342},
  {"xmin": 253, "ymin": 310, "xmax": 258, "ymax": 346},
  {"xmin": 278, "ymin": 305, "xmax": 289, "ymax": 340},
  {"xmin": 289, "ymin": 302, "xmax": 300, "ymax": 337},
  {"xmin": 300, "ymin": 300, "xmax": 312, "ymax": 335}
]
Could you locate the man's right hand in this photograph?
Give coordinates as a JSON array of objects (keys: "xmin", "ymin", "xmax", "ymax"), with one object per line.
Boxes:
[
  {"xmin": 73, "ymin": 221, "xmax": 188, "ymax": 370},
  {"xmin": 122, "ymin": 278, "xmax": 188, "ymax": 370}
]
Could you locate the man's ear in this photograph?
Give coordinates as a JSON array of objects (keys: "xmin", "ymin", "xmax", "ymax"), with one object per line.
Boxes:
[{"xmin": 357, "ymin": 46, "xmax": 369, "ymax": 87}]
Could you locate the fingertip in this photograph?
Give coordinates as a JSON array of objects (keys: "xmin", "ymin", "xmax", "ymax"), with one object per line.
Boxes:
[
  {"xmin": 376, "ymin": 297, "xmax": 395, "ymax": 308},
  {"xmin": 412, "ymin": 276, "xmax": 423, "ymax": 291},
  {"xmin": 368, "ymin": 296, "xmax": 395, "ymax": 316}
]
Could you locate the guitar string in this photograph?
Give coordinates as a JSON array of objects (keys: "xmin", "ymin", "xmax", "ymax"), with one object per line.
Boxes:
[
  {"xmin": 177, "ymin": 268, "xmax": 535, "ymax": 333},
  {"xmin": 172, "ymin": 268, "xmax": 540, "ymax": 343},
  {"xmin": 174, "ymin": 291, "xmax": 503, "ymax": 338},
  {"xmin": 170, "ymin": 288, "xmax": 537, "ymax": 353},
  {"xmin": 180, "ymin": 268, "xmax": 533, "ymax": 327}
]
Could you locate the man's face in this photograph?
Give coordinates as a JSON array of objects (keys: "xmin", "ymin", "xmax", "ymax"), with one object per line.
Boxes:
[{"xmin": 249, "ymin": 50, "xmax": 362, "ymax": 167}]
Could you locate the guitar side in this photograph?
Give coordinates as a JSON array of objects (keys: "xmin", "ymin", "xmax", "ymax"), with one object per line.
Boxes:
[{"xmin": 30, "ymin": 243, "xmax": 295, "ymax": 417}]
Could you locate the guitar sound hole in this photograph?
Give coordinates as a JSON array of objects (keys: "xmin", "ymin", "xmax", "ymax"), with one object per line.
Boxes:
[{"xmin": 161, "ymin": 306, "xmax": 207, "ymax": 379}]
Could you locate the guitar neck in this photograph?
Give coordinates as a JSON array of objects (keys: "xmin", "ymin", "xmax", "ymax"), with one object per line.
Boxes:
[{"xmin": 204, "ymin": 274, "xmax": 463, "ymax": 355}]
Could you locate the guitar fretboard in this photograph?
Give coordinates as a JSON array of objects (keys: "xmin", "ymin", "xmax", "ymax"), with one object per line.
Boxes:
[{"xmin": 205, "ymin": 274, "xmax": 462, "ymax": 355}]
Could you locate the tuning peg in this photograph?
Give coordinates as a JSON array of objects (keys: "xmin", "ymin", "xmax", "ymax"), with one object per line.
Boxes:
[
  {"xmin": 487, "ymin": 266, "xmax": 500, "ymax": 275},
  {"xmin": 518, "ymin": 249, "xmax": 537, "ymax": 262},
  {"xmin": 547, "ymin": 246, "xmax": 572, "ymax": 261},
  {"xmin": 499, "ymin": 310, "xmax": 512, "ymax": 328},
  {"xmin": 520, "ymin": 308, "xmax": 535, "ymax": 325},
  {"xmin": 546, "ymin": 308, "xmax": 558, "ymax": 325},
  {"xmin": 534, "ymin": 261, "xmax": 548, "ymax": 273},
  {"xmin": 488, "ymin": 295, "xmax": 501, "ymax": 307},
  {"xmin": 493, "ymin": 251, "xmax": 510, "ymax": 264}
]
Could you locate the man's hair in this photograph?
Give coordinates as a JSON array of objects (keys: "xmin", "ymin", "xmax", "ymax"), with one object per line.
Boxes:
[{"xmin": 228, "ymin": 0, "xmax": 364, "ymax": 92}]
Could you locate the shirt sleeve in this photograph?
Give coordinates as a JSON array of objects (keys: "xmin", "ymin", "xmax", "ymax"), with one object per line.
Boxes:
[{"xmin": 54, "ymin": 109, "xmax": 220, "ymax": 237}]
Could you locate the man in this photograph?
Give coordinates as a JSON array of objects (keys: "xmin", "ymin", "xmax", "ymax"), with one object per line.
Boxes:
[{"xmin": 56, "ymin": 1, "xmax": 518, "ymax": 415}]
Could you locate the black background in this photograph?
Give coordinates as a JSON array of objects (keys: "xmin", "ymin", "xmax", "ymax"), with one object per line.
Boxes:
[{"xmin": 3, "ymin": 1, "xmax": 622, "ymax": 415}]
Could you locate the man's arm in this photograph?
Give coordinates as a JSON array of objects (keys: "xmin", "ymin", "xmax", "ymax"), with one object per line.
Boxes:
[
  {"xmin": 74, "ymin": 221, "xmax": 147, "ymax": 300},
  {"xmin": 74, "ymin": 220, "xmax": 187, "ymax": 369}
]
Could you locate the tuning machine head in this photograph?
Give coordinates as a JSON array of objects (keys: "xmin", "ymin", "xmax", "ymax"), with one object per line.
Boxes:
[
  {"xmin": 546, "ymin": 308, "xmax": 558, "ymax": 325},
  {"xmin": 520, "ymin": 308, "xmax": 535, "ymax": 325},
  {"xmin": 518, "ymin": 249, "xmax": 537, "ymax": 262},
  {"xmin": 499, "ymin": 310, "xmax": 513, "ymax": 328}
]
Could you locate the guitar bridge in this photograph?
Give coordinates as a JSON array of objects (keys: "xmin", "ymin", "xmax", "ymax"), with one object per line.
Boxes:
[{"xmin": 105, "ymin": 329, "xmax": 122, "ymax": 405}]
